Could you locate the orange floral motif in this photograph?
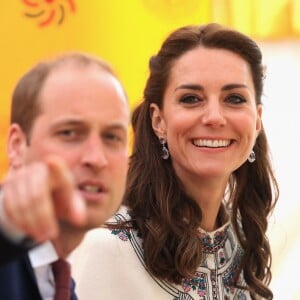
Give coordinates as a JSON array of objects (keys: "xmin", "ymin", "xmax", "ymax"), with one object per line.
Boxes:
[{"xmin": 22, "ymin": 0, "xmax": 76, "ymax": 27}]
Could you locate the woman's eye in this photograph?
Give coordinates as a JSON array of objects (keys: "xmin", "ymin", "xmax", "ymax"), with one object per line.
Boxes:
[
  {"xmin": 226, "ymin": 94, "xmax": 246, "ymax": 104},
  {"xmin": 180, "ymin": 95, "xmax": 201, "ymax": 104}
]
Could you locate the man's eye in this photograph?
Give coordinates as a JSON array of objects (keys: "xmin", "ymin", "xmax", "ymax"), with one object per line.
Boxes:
[
  {"xmin": 58, "ymin": 129, "xmax": 76, "ymax": 137},
  {"xmin": 56, "ymin": 129, "xmax": 82, "ymax": 140},
  {"xmin": 226, "ymin": 94, "xmax": 246, "ymax": 104},
  {"xmin": 104, "ymin": 133, "xmax": 121, "ymax": 141},
  {"xmin": 180, "ymin": 95, "xmax": 201, "ymax": 104}
]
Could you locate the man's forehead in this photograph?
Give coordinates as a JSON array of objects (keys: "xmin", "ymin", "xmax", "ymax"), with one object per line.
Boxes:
[{"xmin": 39, "ymin": 64, "xmax": 128, "ymax": 109}]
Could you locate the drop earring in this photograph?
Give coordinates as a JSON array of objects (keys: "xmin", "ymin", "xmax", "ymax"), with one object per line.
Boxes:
[
  {"xmin": 159, "ymin": 137, "xmax": 169, "ymax": 160},
  {"xmin": 248, "ymin": 150, "xmax": 256, "ymax": 163}
]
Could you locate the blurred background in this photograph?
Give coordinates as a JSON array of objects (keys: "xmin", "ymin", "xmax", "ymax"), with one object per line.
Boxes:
[{"xmin": 0, "ymin": 1, "xmax": 299, "ymax": 298}]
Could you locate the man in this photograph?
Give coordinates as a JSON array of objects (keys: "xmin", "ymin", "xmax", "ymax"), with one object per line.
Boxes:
[{"xmin": 0, "ymin": 52, "xmax": 130, "ymax": 299}]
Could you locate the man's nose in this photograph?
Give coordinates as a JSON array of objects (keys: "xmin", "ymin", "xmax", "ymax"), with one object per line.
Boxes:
[{"xmin": 81, "ymin": 135, "xmax": 108, "ymax": 170}]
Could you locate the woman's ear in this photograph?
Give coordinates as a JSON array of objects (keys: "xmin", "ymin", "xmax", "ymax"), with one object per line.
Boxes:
[
  {"xmin": 256, "ymin": 104, "xmax": 263, "ymax": 136},
  {"xmin": 149, "ymin": 103, "xmax": 167, "ymax": 138},
  {"xmin": 7, "ymin": 124, "xmax": 28, "ymax": 169}
]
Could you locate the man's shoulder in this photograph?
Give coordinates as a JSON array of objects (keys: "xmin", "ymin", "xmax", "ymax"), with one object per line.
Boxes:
[
  {"xmin": 0, "ymin": 252, "xmax": 42, "ymax": 300},
  {"xmin": 0, "ymin": 229, "xmax": 36, "ymax": 265}
]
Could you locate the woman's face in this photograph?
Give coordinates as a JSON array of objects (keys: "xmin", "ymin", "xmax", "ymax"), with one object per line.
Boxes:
[{"xmin": 151, "ymin": 46, "xmax": 262, "ymax": 186}]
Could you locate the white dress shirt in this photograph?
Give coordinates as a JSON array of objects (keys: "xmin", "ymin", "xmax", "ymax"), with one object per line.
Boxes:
[{"xmin": 29, "ymin": 242, "xmax": 58, "ymax": 300}]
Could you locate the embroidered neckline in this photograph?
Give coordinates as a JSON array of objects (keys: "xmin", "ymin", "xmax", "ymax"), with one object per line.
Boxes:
[{"xmin": 197, "ymin": 220, "xmax": 231, "ymax": 253}]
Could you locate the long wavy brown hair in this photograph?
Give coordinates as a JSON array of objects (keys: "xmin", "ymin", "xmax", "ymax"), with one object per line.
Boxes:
[{"xmin": 123, "ymin": 23, "xmax": 279, "ymax": 299}]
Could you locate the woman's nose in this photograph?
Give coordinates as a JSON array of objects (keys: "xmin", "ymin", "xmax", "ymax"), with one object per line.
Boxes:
[{"xmin": 201, "ymin": 100, "xmax": 226, "ymax": 127}]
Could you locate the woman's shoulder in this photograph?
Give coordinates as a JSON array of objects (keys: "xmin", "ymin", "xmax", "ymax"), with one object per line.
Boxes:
[
  {"xmin": 110, "ymin": 205, "xmax": 132, "ymax": 222},
  {"xmin": 72, "ymin": 206, "xmax": 132, "ymax": 253},
  {"xmin": 70, "ymin": 206, "xmax": 135, "ymax": 270}
]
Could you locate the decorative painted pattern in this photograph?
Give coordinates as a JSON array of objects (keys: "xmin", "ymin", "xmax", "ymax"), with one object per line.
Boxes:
[{"xmin": 22, "ymin": 0, "xmax": 76, "ymax": 27}]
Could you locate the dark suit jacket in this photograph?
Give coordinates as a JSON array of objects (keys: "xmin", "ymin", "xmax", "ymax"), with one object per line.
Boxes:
[
  {"xmin": 0, "ymin": 230, "xmax": 35, "ymax": 265},
  {"xmin": 0, "ymin": 233, "xmax": 77, "ymax": 300}
]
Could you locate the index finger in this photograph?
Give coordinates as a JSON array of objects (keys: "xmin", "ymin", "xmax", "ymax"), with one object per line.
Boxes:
[{"xmin": 45, "ymin": 155, "xmax": 87, "ymax": 227}]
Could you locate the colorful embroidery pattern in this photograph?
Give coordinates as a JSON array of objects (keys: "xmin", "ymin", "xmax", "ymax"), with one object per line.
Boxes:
[
  {"xmin": 111, "ymin": 228, "xmax": 131, "ymax": 241},
  {"xmin": 197, "ymin": 227, "xmax": 227, "ymax": 253},
  {"xmin": 222, "ymin": 248, "xmax": 243, "ymax": 295},
  {"xmin": 182, "ymin": 272, "xmax": 207, "ymax": 299},
  {"xmin": 111, "ymin": 212, "xmax": 251, "ymax": 299},
  {"xmin": 22, "ymin": 0, "xmax": 76, "ymax": 27}
]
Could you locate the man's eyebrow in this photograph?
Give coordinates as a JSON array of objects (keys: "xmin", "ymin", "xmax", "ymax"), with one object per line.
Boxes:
[
  {"xmin": 51, "ymin": 119, "xmax": 85, "ymax": 127},
  {"xmin": 104, "ymin": 123, "xmax": 128, "ymax": 131},
  {"xmin": 51, "ymin": 118, "xmax": 128, "ymax": 131}
]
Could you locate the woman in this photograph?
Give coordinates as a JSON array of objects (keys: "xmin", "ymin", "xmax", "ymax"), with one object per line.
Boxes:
[{"xmin": 72, "ymin": 23, "xmax": 278, "ymax": 300}]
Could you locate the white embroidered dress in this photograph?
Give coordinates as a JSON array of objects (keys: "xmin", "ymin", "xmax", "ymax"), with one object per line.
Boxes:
[{"xmin": 71, "ymin": 206, "xmax": 251, "ymax": 300}]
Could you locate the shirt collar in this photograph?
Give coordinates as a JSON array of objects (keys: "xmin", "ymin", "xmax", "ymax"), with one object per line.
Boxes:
[{"xmin": 29, "ymin": 241, "xmax": 58, "ymax": 268}]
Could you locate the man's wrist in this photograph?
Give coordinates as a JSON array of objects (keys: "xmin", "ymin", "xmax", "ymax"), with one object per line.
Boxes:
[{"xmin": 0, "ymin": 189, "xmax": 26, "ymax": 244}]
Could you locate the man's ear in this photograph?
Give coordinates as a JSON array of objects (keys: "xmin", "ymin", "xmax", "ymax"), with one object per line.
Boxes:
[
  {"xmin": 7, "ymin": 124, "xmax": 28, "ymax": 169},
  {"xmin": 149, "ymin": 103, "xmax": 167, "ymax": 138}
]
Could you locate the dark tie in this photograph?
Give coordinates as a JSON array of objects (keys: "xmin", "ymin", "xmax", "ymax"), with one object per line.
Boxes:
[{"xmin": 52, "ymin": 258, "xmax": 71, "ymax": 300}]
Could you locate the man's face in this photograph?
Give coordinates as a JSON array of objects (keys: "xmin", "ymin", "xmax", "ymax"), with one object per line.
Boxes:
[{"xmin": 20, "ymin": 64, "xmax": 129, "ymax": 229}]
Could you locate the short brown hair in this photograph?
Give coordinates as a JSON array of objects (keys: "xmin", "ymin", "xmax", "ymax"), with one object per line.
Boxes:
[{"xmin": 10, "ymin": 52, "xmax": 116, "ymax": 141}]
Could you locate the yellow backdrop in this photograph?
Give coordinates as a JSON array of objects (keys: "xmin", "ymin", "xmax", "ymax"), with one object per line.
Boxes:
[{"xmin": 1, "ymin": 0, "xmax": 300, "ymax": 178}]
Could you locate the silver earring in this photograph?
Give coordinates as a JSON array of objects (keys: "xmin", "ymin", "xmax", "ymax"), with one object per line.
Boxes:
[
  {"xmin": 248, "ymin": 150, "xmax": 256, "ymax": 163},
  {"xmin": 159, "ymin": 137, "xmax": 169, "ymax": 160}
]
